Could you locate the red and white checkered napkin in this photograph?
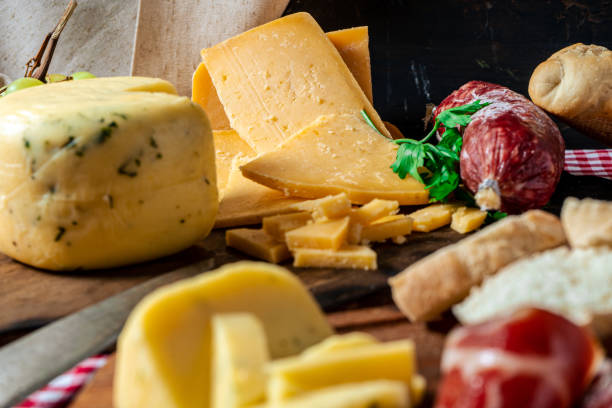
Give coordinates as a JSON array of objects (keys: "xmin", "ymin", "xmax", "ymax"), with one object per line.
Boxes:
[
  {"xmin": 565, "ymin": 149, "xmax": 612, "ymax": 180},
  {"xmin": 14, "ymin": 355, "xmax": 108, "ymax": 408}
]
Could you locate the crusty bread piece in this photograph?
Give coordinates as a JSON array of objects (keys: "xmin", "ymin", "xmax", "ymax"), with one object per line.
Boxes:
[
  {"xmin": 529, "ymin": 43, "xmax": 612, "ymax": 146},
  {"xmin": 561, "ymin": 197, "xmax": 612, "ymax": 249},
  {"xmin": 453, "ymin": 247, "xmax": 612, "ymax": 338},
  {"xmin": 389, "ymin": 210, "xmax": 566, "ymax": 322}
]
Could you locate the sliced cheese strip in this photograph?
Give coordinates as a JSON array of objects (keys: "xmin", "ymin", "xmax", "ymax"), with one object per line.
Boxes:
[
  {"xmin": 115, "ymin": 261, "xmax": 333, "ymax": 408},
  {"xmin": 351, "ymin": 199, "xmax": 400, "ymax": 225},
  {"xmin": 194, "ymin": 26, "xmax": 373, "ymax": 130},
  {"xmin": 362, "ymin": 215, "xmax": 413, "ymax": 243},
  {"xmin": 215, "ymin": 164, "xmax": 303, "ymax": 228},
  {"xmin": 450, "ymin": 207, "xmax": 487, "ymax": 234},
  {"xmin": 211, "ymin": 313, "xmax": 269, "ymax": 408},
  {"xmin": 292, "ymin": 245, "xmax": 377, "ymax": 270},
  {"xmin": 264, "ymin": 381, "xmax": 410, "ymax": 408},
  {"xmin": 241, "ymin": 114, "xmax": 428, "ymax": 205},
  {"xmin": 202, "ymin": 12, "xmax": 389, "ymax": 153},
  {"xmin": 263, "ymin": 212, "xmax": 312, "ymax": 242},
  {"xmin": 0, "ymin": 76, "xmax": 217, "ymax": 270},
  {"xmin": 290, "ymin": 193, "xmax": 351, "ymax": 221},
  {"xmin": 409, "ymin": 204, "xmax": 461, "ymax": 232},
  {"xmin": 302, "ymin": 332, "xmax": 379, "ymax": 358},
  {"xmin": 267, "ymin": 340, "xmax": 416, "ymax": 402}
]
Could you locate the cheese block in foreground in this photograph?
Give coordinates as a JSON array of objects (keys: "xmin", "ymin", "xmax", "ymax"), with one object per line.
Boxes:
[
  {"xmin": 194, "ymin": 26, "xmax": 373, "ymax": 129},
  {"xmin": 115, "ymin": 261, "xmax": 333, "ymax": 408},
  {"xmin": 241, "ymin": 114, "xmax": 428, "ymax": 205},
  {"xmin": 202, "ymin": 12, "xmax": 390, "ymax": 154},
  {"xmin": 0, "ymin": 76, "xmax": 217, "ymax": 270}
]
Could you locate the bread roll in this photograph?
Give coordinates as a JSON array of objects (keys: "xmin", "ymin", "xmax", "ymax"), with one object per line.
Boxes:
[
  {"xmin": 529, "ymin": 43, "xmax": 612, "ymax": 146},
  {"xmin": 561, "ymin": 197, "xmax": 612, "ymax": 249}
]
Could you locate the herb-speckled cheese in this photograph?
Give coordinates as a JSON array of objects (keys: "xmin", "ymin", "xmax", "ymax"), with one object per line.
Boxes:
[{"xmin": 0, "ymin": 77, "xmax": 217, "ymax": 270}]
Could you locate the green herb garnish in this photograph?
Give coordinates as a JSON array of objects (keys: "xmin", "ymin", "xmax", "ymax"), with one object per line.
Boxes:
[
  {"xmin": 360, "ymin": 110, "xmax": 386, "ymax": 137},
  {"xmin": 389, "ymin": 100, "xmax": 490, "ymax": 202}
]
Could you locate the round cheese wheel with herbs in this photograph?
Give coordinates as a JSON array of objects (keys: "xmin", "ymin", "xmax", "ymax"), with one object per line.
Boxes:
[{"xmin": 0, "ymin": 77, "xmax": 217, "ymax": 270}]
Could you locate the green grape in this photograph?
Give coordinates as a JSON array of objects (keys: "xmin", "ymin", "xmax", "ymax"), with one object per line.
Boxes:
[
  {"xmin": 4, "ymin": 77, "xmax": 44, "ymax": 95},
  {"xmin": 70, "ymin": 71, "xmax": 96, "ymax": 80},
  {"xmin": 46, "ymin": 73, "xmax": 68, "ymax": 83}
]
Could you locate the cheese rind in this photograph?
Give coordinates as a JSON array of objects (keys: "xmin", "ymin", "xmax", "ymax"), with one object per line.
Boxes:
[
  {"xmin": 115, "ymin": 261, "xmax": 333, "ymax": 408},
  {"xmin": 409, "ymin": 204, "xmax": 461, "ymax": 232},
  {"xmin": 263, "ymin": 212, "xmax": 312, "ymax": 242},
  {"xmin": 450, "ymin": 207, "xmax": 487, "ymax": 234},
  {"xmin": 211, "ymin": 313, "xmax": 269, "ymax": 408},
  {"xmin": 292, "ymin": 245, "xmax": 377, "ymax": 270},
  {"xmin": 0, "ymin": 76, "xmax": 217, "ymax": 270},
  {"xmin": 202, "ymin": 12, "xmax": 390, "ymax": 154},
  {"xmin": 225, "ymin": 228, "xmax": 290, "ymax": 264},
  {"xmin": 286, "ymin": 217, "xmax": 350, "ymax": 250},
  {"xmin": 267, "ymin": 340, "xmax": 416, "ymax": 402},
  {"xmin": 241, "ymin": 114, "xmax": 428, "ymax": 205}
]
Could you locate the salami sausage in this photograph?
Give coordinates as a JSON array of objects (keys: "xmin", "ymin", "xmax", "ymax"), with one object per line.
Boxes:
[
  {"xmin": 434, "ymin": 81, "xmax": 565, "ymax": 213},
  {"xmin": 435, "ymin": 308, "xmax": 602, "ymax": 408}
]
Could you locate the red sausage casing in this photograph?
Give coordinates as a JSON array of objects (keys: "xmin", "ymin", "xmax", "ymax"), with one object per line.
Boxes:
[{"xmin": 435, "ymin": 81, "xmax": 565, "ymax": 213}]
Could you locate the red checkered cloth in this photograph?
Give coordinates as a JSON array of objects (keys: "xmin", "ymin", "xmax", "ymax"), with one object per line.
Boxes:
[
  {"xmin": 565, "ymin": 149, "xmax": 612, "ymax": 180},
  {"xmin": 14, "ymin": 355, "xmax": 108, "ymax": 408}
]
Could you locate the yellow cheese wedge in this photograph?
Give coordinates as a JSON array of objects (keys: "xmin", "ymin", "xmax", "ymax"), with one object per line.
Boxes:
[
  {"xmin": 0, "ymin": 77, "xmax": 217, "ymax": 270},
  {"xmin": 213, "ymin": 129, "xmax": 256, "ymax": 198},
  {"xmin": 264, "ymin": 381, "xmax": 410, "ymax": 408},
  {"xmin": 241, "ymin": 114, "xmax": 428, "ymax": 205},
  {"xmin": 215, "ymin": 166, "xmax": 303, "ymax": 228},
  {"xmin": 302, "ymin": 332, "xmax": 379, "ymax": 358},
  {"xmin": 450, "ymin": 206, "xmax": 487, "ymax": 234},
  {"xmin": 192, "ymin": 63, "xmax": 232, "ymax": 130},
  {"xmin": 326, "ymin": 26, "xmax": 373, "ymax": 104},
  {"xmin": 409, "ymin": 204, "xmax": 461, "ymax": 232},
  {"xmin": 286, "ymin": 217, "xmax": 350, "ymax": 250},
  {"xmin": 201, "ymin": 13, "xmax": 390, "ymax": 154},
  {"xmin": 267, "ymin": 340, "xmax": 416, "ymax": 402},
  {"xmin": 362, "ymin": 215, "xmax": 413, "ymax": 243},
  {"xmin": 290, "ymin": 193, "xmax": 352, "ymax": 221},
  {"xmin": 292, "ymin": 245, "xmax": 377, "ymax": 270},
  {"xmin": 114, "ymin": 261, "xmax": 333, "ymax": 408},
  {"xmin": 225, "ymin": 228, "xmax": 290, "ymax": 264},
  {"xmin": 263, "ymin": 212, "xmax": 312, "ymax": 242},
  {"xmin": 351, "ymin": 199, "xmax": 400, "ymax": 225},
  {"xmin": 211, "ymin": 313, "xmax": 269, "ymax": 408},
  {"xmin": 194, "ymin": 26, "xmax": 373, "ymax": 129}
]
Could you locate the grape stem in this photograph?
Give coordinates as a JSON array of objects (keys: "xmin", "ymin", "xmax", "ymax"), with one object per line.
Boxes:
[{"xmin": 25, "ymin": 0, "xmax": 77, "ymax": 81}]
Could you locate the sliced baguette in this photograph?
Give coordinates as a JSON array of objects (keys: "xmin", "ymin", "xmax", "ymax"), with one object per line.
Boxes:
[
  {"xmin": 389, "ymin": 210, "xmax": 566, "ymax": 322},
  {"xmin": 561, "ymin": 197, "xmax": 612, "ymax": 249},
  {"xmin": 453, "ymin": 247, "xmax": 612, "ymax": 338}
]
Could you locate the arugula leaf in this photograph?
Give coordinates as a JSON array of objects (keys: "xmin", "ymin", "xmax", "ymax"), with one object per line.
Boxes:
[{"xmin": 390, "ymin": 99, "xmax": 490, "ymax": 202}]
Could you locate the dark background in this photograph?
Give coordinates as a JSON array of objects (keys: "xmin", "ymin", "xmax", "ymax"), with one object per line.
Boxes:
[{"xmin": 284, "ymin": 0, "xmax": 611, "ymax": 149}]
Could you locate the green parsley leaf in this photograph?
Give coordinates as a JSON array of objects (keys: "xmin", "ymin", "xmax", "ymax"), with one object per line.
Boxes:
[
  {"xmin": 360, "ymin": 109, "xmax": 386, "ymax": 137},
  {"xmin": 390, "ymin": 100, "xmax": 490, "ymax": 202}
]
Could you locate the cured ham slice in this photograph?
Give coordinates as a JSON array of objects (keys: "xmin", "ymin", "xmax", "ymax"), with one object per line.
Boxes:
[{"xmin": 435, "ymin": 308, "xmax": 601, "ymax": 408}]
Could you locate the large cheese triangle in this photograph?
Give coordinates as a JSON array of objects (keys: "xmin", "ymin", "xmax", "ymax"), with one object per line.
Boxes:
[
  {"xmin": 241, "ymin": 114, "xmax": 429, "ymax": 205},
  {"xmin": 115, "ymin": 262, "xmax": 333, "ymax": 408}
]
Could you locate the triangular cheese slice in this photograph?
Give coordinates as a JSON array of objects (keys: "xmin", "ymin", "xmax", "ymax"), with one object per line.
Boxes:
[
  {"xmin": 241, "ymin": 114, "xmax": 429, "ymax": 205},
  {"xmin": 213, "ymin": 129, "xmax": 257, "ymax": 198}
]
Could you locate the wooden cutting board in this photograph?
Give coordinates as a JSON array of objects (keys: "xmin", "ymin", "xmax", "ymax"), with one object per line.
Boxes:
[{"xmin": 69, "ymin": 304, "xmax": 449, "ymax": 408}]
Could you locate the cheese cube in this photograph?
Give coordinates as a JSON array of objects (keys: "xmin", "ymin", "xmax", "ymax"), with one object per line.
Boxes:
[
  {"xmin": 266, "ymin": 381, "xmax": 410, "ymax": 408},
  {"xmin": 290, "ymin": 193, "xmax": 351, "ymax": 221},
  {"xmin": 267, "ymin": 340, "xmax": 417, "ymax": 402},
  {"xmin": 193, "ymin": 26, "xmax": 373, "ymax": 129},
  {"xmin": 211, "ymin": 313, "xmax": 269, "ymax": 408},
  {"xmin": 352, "ymin": 199, "xmax": 400, "ymax": 225},
  {"xmin": 302, "ymin": 332, "xmax": 378, "ymax": 358},
  {"xmin": 409, "ymin": 204, "xmax": 461, "ymax": 232},
  {"xmin": 292, "ymin": 245, "xmax": 377, "ymax": 270},
  {"xmin": 362, "ymin": 215, "xmax": 413, "ymax": 243},
  {"xmin": 226, "ymin": 228, "xmax": 290, "ymax": 264},
  {"xmin": 202, "ymin": 13, "xmax": 390, "ymax": 153},
  {"xmin": 0, "ymin": 77, "xmax": 217, "ymax": 270},
  {"xmin": 115, "ymin": 262, "xmax": 333, "ymax": 408},
  {"xmin": 241, "ymin": 114, "xmax": 428, "ymax": 205},
  {"xmin": 347, "ymin": 222, "xmax": 363, "ymax": 245},
  {"xmin": 451, "ymin": 206, "xmax": 487, "ymax": 234},
  {"xmin": 263, "ymin": 212, "xmax": 312, "ymax": 242},
  {"xmin": 286, "ymin": 217, "xmax": 350, "ymax": 251}
]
